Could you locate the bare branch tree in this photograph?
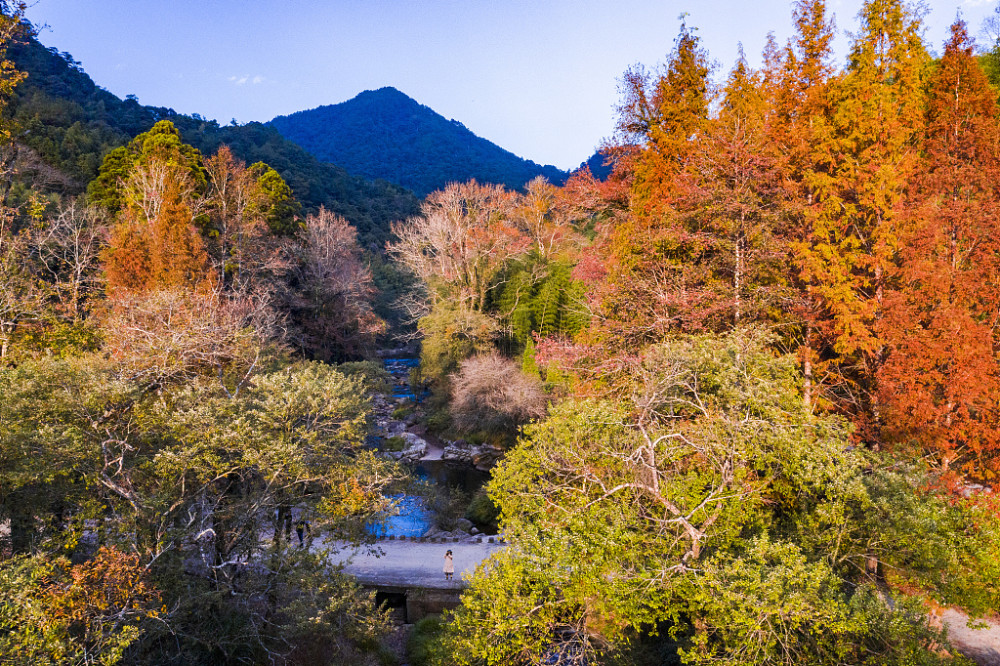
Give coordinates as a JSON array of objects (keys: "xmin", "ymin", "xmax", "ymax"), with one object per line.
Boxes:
[
  {"xmin": 205, "ymin": 146, "xmax": 267, "ymax": 289},
  {"xmin": 35, "ymin": 201, "xmax": 106, "ymax": 321},
  {"xmin": 0, "ymin": 207, "xmax": 44, "ymax": 359},
  {"xmin": 102, "ymin": 286, "xmax": 282, "ymax": 393},
  {"xmin": 388, "ymin": 180, "xmax": 527, "ymax": 311},
  {"xmin": 450, "ymin": 352, "xmax": 549, "ymax": 435}
]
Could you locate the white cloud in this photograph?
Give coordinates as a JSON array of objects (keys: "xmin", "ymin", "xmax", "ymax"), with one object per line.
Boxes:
[{"xmin": 228, "ymin": 75, "xmax": 264, "ymax": 86}]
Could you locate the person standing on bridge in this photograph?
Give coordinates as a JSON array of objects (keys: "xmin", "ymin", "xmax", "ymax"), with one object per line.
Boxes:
[{"xmin": 443, "ymin": 549, "xmax": 454, "ymax": 581}]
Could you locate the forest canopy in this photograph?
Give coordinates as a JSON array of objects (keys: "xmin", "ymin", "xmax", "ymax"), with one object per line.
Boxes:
[
  {"xmin": 384, "ymin": 1, "xmax": 1000, "ymax": 664},
  {"xmin": 4, "ymin": 0, "xmax": 1000, "ymax": 665}
]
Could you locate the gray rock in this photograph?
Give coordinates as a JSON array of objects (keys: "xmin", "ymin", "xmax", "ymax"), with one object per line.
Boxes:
[{"xmin": 397, "ymin": 432, "xmax": 429, "ymax": 462}]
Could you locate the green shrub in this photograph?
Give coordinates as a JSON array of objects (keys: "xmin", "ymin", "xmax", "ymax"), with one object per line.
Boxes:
[
  {"xmin": 10, "ymin": 321, "xmax": 102, "ymax": 361},
  {"xmin": 417, "ymin": 302, "xmax": 497, "ymax": 387},
  {"xmin": 425, "ymin": 408, "xmax": 452, "ymax": 433},
  {"xmin": 406, "ymin": 615, "xmax": 446, "ymax": 666},
  {"xmin": 465, "ymin": 489, "xmax": 499, "ymax": 530},
  {"xmin": 383, "ymin": 436, "xmax": 407, "ymax": 452},
  {"xmin": 337, "ymin": 361, "xmax": 392, "ymax": 393},
  {"xmin": 429, "ymin": 486, "xmax": 469, "ymax": 531},
  {"xmin": 392, "ymin": 405, "xmax": 414, "ymax": 420}
]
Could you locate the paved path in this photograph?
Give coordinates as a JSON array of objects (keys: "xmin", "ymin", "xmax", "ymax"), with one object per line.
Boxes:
[
  {"xmin": 940, "ymin": 610, "xmax": 1000, "ymax": 665},
  {"xmin": 416, "ymin": 432, "xmax": 445, "ymax": 461},
  {"xmin": 336, "ymin": 540, "xmax": 507, "ymax": 590},
  {"xmin": 333, "ymin": 540, "xmax": 1000, "ymax": 666}
]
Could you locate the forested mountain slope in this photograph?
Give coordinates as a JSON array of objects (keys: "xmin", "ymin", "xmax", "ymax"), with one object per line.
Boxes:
[
  {"xmin": 7, "ymin": 35, "xmax": 419, "ymax": 244},
  {"xmin": 577, "ymin": 149, "xmax": 614, "ymax": 179},
  {"xmin": 270, "ymin": 87, "xmax": 568, "ymax": 196}
]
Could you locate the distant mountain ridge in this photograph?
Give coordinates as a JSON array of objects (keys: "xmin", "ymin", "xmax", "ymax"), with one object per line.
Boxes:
[
  {"xmin": 270, "ymin": 87, "xmax": 568, "ymax": 196},
  {"xmin": 578, "ymin": 150, "xmax": 614, "ymax": 180},
  {"xmin": 7, "ymin": 35, "xmax": 420, "ymax": 245}
]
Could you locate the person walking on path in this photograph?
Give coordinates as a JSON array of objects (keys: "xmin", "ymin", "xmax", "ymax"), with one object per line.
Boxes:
[
  {"xmin": 295, "ymin": 518, "xmax": 311, "ymax": 547},
  {"xmin": 443, "ymin": 549, "xmax": 454, "ymax": 581}
]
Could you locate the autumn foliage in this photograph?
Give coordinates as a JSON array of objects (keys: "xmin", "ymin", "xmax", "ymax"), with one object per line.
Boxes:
[
  {"xmin": 534, "ymin": 3, "xmax": 1000, "ymax": 480},
  {"xmin": 103, "ymin": 160, "xmax": 215, "ymax": 295},
  {"xmin": 879, "ymin": 21, "xmax": 1000, "ymax": 476},
  {"xmin": 1, "ymin": 547, "xmax": 161, "ymax": 664}
]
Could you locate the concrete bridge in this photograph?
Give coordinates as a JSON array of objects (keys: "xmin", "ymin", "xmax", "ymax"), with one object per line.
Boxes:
[{"xmin": 337, "ymin": 539, "xmax": 507, "ymax": 622}]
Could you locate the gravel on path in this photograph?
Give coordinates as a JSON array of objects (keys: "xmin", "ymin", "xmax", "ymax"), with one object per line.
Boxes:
[{"xmin": 939, "ymin": 609, "xmax": 1000, "ymax": 665}]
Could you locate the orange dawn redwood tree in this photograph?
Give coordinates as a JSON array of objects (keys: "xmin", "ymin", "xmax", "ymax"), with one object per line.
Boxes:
[
  {"xmin": 796, "ymin": 0, "xmax": 927, "ymax": 431},
  {"xmin": 591, "ymin": 20, "xmax": 720, "ymax": 349},
  {"xmin": 771, "ymin": 0, "xmax": 837, "ymax": 410},
  {"xmin": 103, "ymin": 159, "xmax": 215, "ymax": 295},
  {"xmin": 879, "ymin": 19, "xmax": 1000, "ymax": 478},
  {"xmin": 619, "ymin": 18, "xmax": 712, "ymax": 217},
  {"xmin": 692, "ymin": 48, "xmax": 787, "ymax": 328}
]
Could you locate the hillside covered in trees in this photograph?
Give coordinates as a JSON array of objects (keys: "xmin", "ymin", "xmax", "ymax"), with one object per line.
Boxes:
[
  {"xmin": 270, "ymin": 87, "xmax": 569, "ymax": 196},
  {"xmin": 4, "ymin": 0, "xmax": 1000, "ymax": 665},
  {"xmin": 4, "ymin": 33, "xmax": 419, "ymax": 245},
  {"xmin": 384, "ymin": 1, "xmax": 1000, "ymax": 663}
]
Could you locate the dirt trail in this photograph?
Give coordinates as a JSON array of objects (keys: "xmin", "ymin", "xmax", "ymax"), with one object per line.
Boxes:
[{"xmin": 939, "ymin": 610, "xmax": 1000, "ymax": 665}]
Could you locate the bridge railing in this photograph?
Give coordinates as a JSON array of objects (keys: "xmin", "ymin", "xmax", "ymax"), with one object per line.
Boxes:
[{"xmin": 374, "ymin": 534, "xmax": 507, "ymax": 544}]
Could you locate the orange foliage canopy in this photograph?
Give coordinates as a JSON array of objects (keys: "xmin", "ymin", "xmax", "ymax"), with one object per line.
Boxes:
[
  {"xmin": 36, "ymin": 547, "xmax": 162, "ymax": 660},
  {"xmin": 41, "ymin": 547, "xmax": 161, "ymax": 626},
  {"xmin": 879, "ymin": 20, "xmax": 1000, "ymax": 477},
  {"xmin": 102, "ymin": 159, "xmax": 215, "ymax": 295}
]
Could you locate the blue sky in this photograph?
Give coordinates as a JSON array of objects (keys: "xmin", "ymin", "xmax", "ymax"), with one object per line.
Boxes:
[{"xmin": 26, "ymin": 0, "xmax": 999, "ymax": 171}]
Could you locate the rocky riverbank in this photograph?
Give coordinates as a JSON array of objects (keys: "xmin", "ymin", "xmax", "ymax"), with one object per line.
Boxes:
[
  {"xmin": 371, "ymin": 357, "xmax": 502, "ymax": 471},
  {"xmin": 369, "ymin": 355, "xmax": 497, "ymax": 541}
]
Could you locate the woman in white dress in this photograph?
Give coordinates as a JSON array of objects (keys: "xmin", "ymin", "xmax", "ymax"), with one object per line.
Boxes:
[{"xmin": 443, "ymin": 549, "xmax": 454, "ymax": 581}]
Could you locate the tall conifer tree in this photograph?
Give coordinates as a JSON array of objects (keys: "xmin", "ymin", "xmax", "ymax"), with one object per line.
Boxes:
[
  {"xmin": 595, "ymin": 19, "xmax": 718, "ymax": 348},
  {"xmin": 798, "ymin": 0, "xmax": 927, "ymax": 430},
  {"xmin": 880, "ymin": 20, "xmax": 1000, "ymax": 476},
  {"xmin": 615, "ymin": 17, "xmax": 712, "ymax": 216}
]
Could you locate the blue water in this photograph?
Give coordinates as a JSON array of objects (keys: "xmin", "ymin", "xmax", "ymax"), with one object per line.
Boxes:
[
  {"xmin": 384, "ymin": 357, "xmax": 428, "ymax": 402},
  {"xmin": 368, "ymin": 357, "xmax": 490, "ymax": 537},
  {"xmin": 370, "ymin": 495, "xmax": 434, "ymax": 538}
]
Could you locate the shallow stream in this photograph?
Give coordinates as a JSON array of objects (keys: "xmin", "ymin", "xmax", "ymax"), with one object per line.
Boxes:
[{"xmin": 369, "ymin": 356, "xmax": 490, "ymax": 538}]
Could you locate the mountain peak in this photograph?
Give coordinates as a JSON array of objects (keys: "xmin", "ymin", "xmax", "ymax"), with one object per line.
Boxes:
[
  {"xmin": 358, "ymin": 86, "xmax": 409, "ymax": 98},
  {"xmin": 269, "ymin": 91, "xmax": 566, "ymax": 196}
]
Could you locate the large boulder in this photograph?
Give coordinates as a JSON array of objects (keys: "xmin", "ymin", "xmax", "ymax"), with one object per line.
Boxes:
[{"xmin": 397, "ymin": 432, "xmax": 429, "ymax": 462}]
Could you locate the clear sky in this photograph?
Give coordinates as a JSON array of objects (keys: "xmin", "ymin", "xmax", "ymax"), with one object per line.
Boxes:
[{"xmin": 24, "ymin": 0, "xmax": 998, "ymax": 171}]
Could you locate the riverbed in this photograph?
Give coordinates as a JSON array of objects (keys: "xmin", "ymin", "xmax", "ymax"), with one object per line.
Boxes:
[{"xmin": 369, "ymin": 356, "xmax": 491, "ymax": 538}]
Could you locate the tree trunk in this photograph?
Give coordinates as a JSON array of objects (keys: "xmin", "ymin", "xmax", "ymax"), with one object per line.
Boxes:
[
  {"xmin": 803, "ymin": 323, "xmax": 813, "ymax": 411},
  {"xmin": 734, "ymin": 230, "xmax": 743, "ymax": 325}
]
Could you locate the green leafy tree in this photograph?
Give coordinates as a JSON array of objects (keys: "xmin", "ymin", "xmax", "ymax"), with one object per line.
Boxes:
[
  {"xmin": 87, "ymin": 120, "xmax": 208, "ymax": 215},
  {"xmin": 0, "ymin": 356, "xmax": 405, "ymax": 661},
  {"xmin": 437, "ymin": 331, "xmax": 997, "ymax": 665},
  {"xmin": 0, "ymin": 2, "xmax": 26, "ymax": 144},
  {"xmin": 0, "ymin": 547, "xmax": 161, "ymax": 666},
  {"xmin": 249, "ymin": 160, "xmax": 300, "ymax": 235}
]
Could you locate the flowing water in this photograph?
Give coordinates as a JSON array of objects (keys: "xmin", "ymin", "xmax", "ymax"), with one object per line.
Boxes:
[{"xmin": 368, "ymin": 357, "xmax": 490, "ymax": 538}]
